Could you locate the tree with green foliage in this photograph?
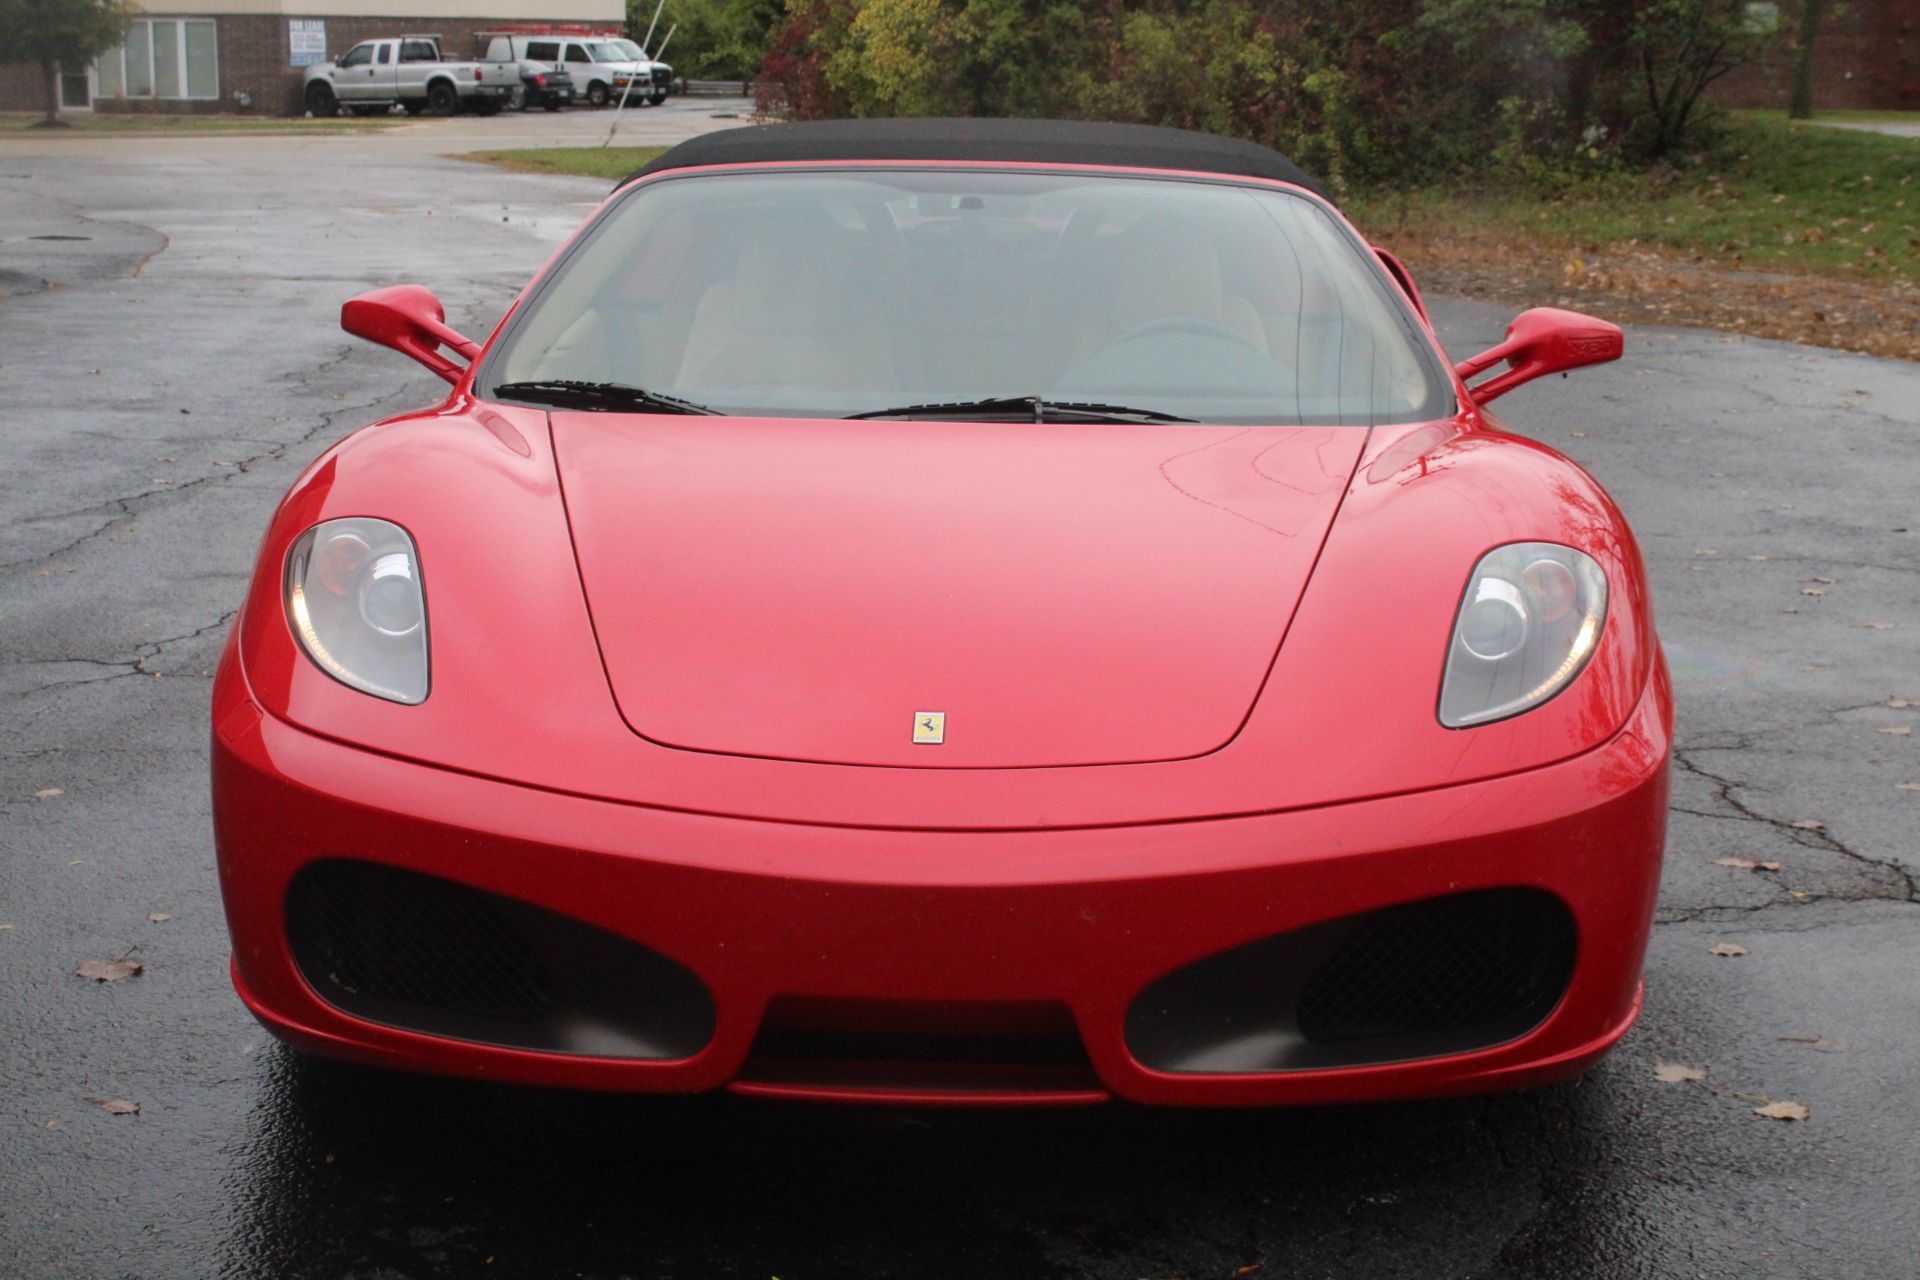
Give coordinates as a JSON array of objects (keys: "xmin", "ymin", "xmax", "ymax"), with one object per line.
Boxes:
[
  {"xmin": 1787, "ymin": 0, "xmax": 1824, "ymax": 119},
  {"xmin": 0, "ymin": 0, "xmax": 136, "ymax": 125},
  {"xmin": 1620, "ymin": 0, "xmax": 1774, "ymax": 156},
  {"xmin": 632, "ymin": 0, "xmax": 783, "ymax": 80},
  {"xmin": 758, "ymin": 0, "xmax": 1783, "ymax": 189}
]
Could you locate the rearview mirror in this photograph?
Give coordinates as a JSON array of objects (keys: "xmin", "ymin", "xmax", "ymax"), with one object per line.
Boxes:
[
  {"xmin": 1453, "ymin": 307, "xmax": 1622, "ymax": 404},
  {"xmin": 341, "ymin": 284, "xmax": 481, "ymax": 385}
]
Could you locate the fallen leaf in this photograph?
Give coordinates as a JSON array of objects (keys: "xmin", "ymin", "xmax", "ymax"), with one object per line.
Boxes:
[
  {"xmin": 1234, "ymin": 1267, "xmax": 1264, "ymax": 1277},
  {"xmin": 1710, "ymin": 942, "xmax": 1749, "ymax": 957},
  {"xmin": 147, "ymin": 913, "xmax": 171, "ymax": 923},
  {"xmin": 1897, "ymin": 782, "xmax": 1920, "ymax": 792},
  {"xmin": 76, "ymin": 945, "xmax": 142, "ymax": 982},
  {"xmin": 1653, "ymin": 1060, "xmax": 1707, "ymax": 1083},
  {"xmin": 1778, "ymin": 1035, "xmax": 1847, "ymax": 1053},
  {"xmin": 1790, "ymin": 819, "xmax": 1825, "ymax": 831},
  {"xmin": 1857, "ymin": 622, "xmax": 1894, "ymax": 630},
  {"xmin": 34, "ymin": 788, "xmax": 63, "ymax": 799},
  {"xmin": 1879, "ymin": 725, "xmax": 1914, "ymax": 736},
  {"xmin": 1716, "ymin": 857, "xmax": 1783, "ymax": 872},
  {"xmin": 1747, "ymin": 554, "xmax": 1771, "ymax": 561},
  {"xmin": 76, "ymin": 958, "xmax": 143, "ymax": 982},
  {"xmin": 80, "ymin": 1096, "xmax": 139, "ymax": 1116},
  {"xmin": 1799, "ymin": 587, "xmax": 1826, "ymax": 597},
  {"xmin": 1890, "ymin": 698, "xmax": 1917, "ymax": 710},
  {"xmin": 1753, "ymin": 1100, "xmax": 1810, "ymax": 1121}
]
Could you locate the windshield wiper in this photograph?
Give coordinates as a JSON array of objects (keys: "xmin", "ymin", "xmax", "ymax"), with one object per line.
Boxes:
[
  {"xmin": 491, "ymin": 379, "xmax": 720, "ymax": 416},
  {"xmin": 845, "ymin": 395, "xmax": 1195, "ymax": 424}
]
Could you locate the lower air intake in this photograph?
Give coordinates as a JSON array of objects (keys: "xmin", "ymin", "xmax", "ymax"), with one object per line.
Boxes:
[
  {"xmin": 1295, "ymin": 890, "xmax": 1575, "ymax": 1043},
  {"xmin": 286, "ymin": 860, "xmax": 715, "ymax": 1059},
  {"xmin": 1126, "ymin": 888, "xmax": 1576, "ymax": 1073}
]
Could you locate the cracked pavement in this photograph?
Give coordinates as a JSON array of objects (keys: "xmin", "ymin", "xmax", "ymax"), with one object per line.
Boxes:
[{"xmin": 3, "ymin": 123, "xmax": 1918, "ymax": 1279}]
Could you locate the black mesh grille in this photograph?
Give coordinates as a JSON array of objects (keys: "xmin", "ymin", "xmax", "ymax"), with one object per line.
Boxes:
[
  {"xmin": 1295, "ymin": 889, "xmax": 1574, "ymax": 1044},
  {"xmin": 287, "ymin": 861, "xmax": 553, "ymax": 1024}
]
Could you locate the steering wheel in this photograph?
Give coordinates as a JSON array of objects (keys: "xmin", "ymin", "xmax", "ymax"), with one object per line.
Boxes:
[{"xmin": 1085, "ymin": 314, "xmax": 1265, "ymax": 359}]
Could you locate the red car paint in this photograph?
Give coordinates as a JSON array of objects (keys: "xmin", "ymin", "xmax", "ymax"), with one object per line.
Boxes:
[{"xmin": 215, "ymin": 151, "xmax": 1670, "ymax": 1105}]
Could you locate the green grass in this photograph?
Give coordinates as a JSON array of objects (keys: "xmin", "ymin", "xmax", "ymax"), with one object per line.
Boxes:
[
  {"xmin": 1352, "ymin": 115, "xmax": 1918, "ymax": 285},
  {"xmin": 1732, "ymin": 108, "xmax": 1919, "ymax": 127},
  {"xmin": 0, "ymin": 111, "xmax": 406, "ymax": 134},
  {"xmin": 462, "ymin": 146, "xmax": 671, "ymax": 180}
]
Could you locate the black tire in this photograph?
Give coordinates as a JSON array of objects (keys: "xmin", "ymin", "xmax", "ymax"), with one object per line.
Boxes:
[
  {"xmin": 401, "ymin": 100, "xmax": 425, "ymax": 116},
  {"xmin": 648, "ymin": 92, "xmax": 667, "ymax": 106},
  {"xmin": 426, "ymin": 80, "xmax": 459, "ymax": 116},
  {"xmin": 304, "ymin": 81, "xmax": 338, "ymax": 117},
  {"xmin": 585, "ymin": 80, "xmax": 609, "ymax": 107}
]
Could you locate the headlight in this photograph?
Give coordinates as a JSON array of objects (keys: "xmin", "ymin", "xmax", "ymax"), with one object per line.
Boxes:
[
  {"xmin": 284, "ymin": 517, "xmax": 429, "ymax": 704},
  {"xmin": 1438, "ymin": 542, "xmax": 1605, "ymax": 728}
]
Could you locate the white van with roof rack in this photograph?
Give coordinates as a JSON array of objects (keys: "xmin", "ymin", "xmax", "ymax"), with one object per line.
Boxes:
[{"xmin": 482, "ymin": 33, "xmax": 670, "ymax": 107}]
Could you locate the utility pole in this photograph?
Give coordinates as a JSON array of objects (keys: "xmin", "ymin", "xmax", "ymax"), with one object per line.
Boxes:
[
  {"xmin": 640, "ymin": 0, "xmax": 667, "ymax": 56},
  {"xmin": 1788, "ymin": 0, "xmax": 1824, "ymax": 120}
]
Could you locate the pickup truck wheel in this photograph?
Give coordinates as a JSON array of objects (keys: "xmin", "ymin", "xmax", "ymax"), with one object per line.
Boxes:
[
  {"xmin": 304, "ymin": 82, "xmax": 338, "ymax": 117},
  {"xmin": 585, "ymin": 81, "xmax": 609, "ymax": 107},
  {"xmin": 648, "ymin": 92, "xmax": 667, "ymax": 106},
  {"xmin": 426, "ymin": 81, "xmax": 459, "ymax": 116}
]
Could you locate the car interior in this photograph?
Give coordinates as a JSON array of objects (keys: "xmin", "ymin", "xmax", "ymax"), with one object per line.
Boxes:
[{"xmin": 495, "ymin": 172, "xmax": 1446, "ymax": 425}]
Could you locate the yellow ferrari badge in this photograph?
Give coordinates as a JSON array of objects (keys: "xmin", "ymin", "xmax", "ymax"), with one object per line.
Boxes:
[{"xmin": 912, "ymin": 711, "xmax": 946, "ymax": 744}]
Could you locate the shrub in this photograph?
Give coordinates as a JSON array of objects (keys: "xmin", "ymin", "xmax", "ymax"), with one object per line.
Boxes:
[{"xmin": 755, "ymin": 0, "xmax": 1783, "ymax": 190}]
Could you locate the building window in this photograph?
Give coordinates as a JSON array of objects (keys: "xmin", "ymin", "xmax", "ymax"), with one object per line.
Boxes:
[{"xmin": 97, "ymin": 18, "xmax": 219, "ymax": 100}]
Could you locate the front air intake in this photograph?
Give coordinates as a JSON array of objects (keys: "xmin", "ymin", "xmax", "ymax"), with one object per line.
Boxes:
[
  {"xmin": 1295, "ymin": 889, "xmax": 1575, "ymax": 1044},
  {"xmin": 286, "ymin": 860, "xmax": 715, "ymax": 1059},
  {"xmin": 1126, "ymin": 888, "xmax": 1576, "ymax": 1073}
]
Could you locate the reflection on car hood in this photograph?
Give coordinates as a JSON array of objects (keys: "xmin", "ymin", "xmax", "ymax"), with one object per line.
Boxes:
[{"xmin": 552, "ymin": 414, "xmax": 1367, "ymax": 769}]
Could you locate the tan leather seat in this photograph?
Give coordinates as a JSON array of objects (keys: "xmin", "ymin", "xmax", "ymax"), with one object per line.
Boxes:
[
  {"xmin": 1071, "ymin": 220, "xmax": 1268, "ymax": 364},
  {"xmin": 675, "ymin": 218, "xmax": 892, "ymax": 395}
]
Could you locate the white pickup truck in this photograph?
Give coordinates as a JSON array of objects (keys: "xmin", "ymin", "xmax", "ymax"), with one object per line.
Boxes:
[{"xmin": 303, "ymin": 36, "xmax": 517, "ymax": 118}]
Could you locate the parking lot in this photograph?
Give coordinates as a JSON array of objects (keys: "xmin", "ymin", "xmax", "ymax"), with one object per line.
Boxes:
[{"xmin": 2, "ymin": 120, "xmax": 1918, "ymax": 1279}]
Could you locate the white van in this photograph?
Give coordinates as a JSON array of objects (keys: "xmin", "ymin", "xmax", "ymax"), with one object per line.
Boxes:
[{"xmin": 482, "ymin": 34, "xmax": 669, "ymax": 107}]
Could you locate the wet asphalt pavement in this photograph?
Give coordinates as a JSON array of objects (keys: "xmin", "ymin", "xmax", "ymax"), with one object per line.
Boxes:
[{"xmin": 3, "ymin": 117, "xmax": 1918, "ymax": 1280}]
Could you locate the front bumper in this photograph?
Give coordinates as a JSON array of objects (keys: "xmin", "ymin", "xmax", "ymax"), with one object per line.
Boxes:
[{"xmin": 215, "ymin": 664, "xmax": 1668, "ymax": 1106}]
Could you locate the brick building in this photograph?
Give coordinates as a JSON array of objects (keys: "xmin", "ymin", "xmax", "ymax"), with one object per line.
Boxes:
[
  {"xmin": 0, "ymin": 0, "xmax": 623, "ymax": 117},
  {"xmin": 1714, "ymin": 0, "xmax": 1916, "ymax": 111}
]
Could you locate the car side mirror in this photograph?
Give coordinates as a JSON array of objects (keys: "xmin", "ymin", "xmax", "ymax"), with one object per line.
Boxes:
[
  {"xmin": 1453, "ymin": 307, "xmax": 1622, "ymax": 404},
  {"xmin": 341, "ymin": 284, "xmax": 481, "ymax": 385}
]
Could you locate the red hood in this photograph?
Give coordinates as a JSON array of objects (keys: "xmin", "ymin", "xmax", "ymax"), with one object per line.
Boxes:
[{"xmin": 551, "ymin": 415, "xmax": 1366, "ymax": 769}]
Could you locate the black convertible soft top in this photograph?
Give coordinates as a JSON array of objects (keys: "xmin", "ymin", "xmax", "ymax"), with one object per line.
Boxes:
[{"xmin": 623, "ymin": 118, "xmax": 1326, "ymax": 199}]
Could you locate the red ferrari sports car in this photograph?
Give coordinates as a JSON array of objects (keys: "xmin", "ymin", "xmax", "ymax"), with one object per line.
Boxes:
[{"xmin": 214, "ymin": 119, "xmax": 1669, "ymax": 1107}]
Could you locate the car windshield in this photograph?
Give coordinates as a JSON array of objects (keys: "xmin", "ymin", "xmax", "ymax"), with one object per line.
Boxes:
[
  {"xmin": 608, "ymin": 39, "xmax": 645, "ymax": 59},
  {"xmin": 483, "ymin": 169, "xmax": 1453, "ymax": 425},
  {"xmin": 589, "ymin": 42, "xmax": 627, "ymax": 62}
]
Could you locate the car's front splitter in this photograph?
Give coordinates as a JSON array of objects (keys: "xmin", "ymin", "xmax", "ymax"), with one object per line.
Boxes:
[{"xmin": 215, "ymin": 666, "xmax": 1669, "ymax": 1107}]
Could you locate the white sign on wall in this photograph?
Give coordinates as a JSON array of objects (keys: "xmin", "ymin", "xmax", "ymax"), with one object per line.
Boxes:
[{"xmin": 289, "ymin": 19, "xmax": 328, "ymax": 68}]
